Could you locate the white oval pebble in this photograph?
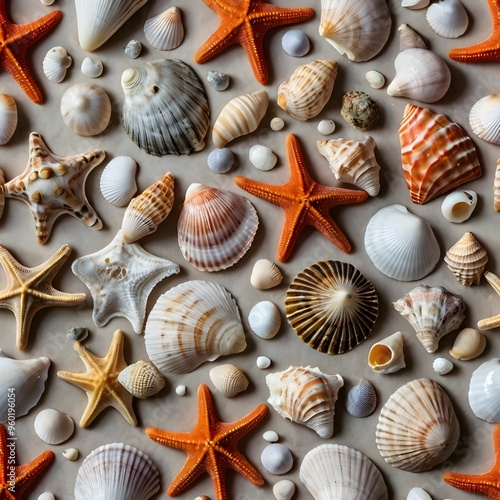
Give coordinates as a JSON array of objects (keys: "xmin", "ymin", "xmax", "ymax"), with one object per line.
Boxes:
[
  {"xmin": 256, "ymin": 356, "xmax": 271, "ymax": 369},
  {"xmin": 125, "ymin": 39, "xmax": 142, "ymax": 59},
  {"xmin": 365, "ymin": 70, "xmax": 386, "ymax": 89},
  {"xmin": 62, "ymin": 448, "xmax": 79, "ymax": 461},
  {"xmin": 407, "ymin": 487, "xmax": 432, "ymax": 499},
  {"xmin": 433, "ymin": 357, "xmax": 454, "ymax": 375},
  {"xmin": 281, "ymin": 29, "xmax": 310, "ymax": 57},
  {"xmin": 263, "ymin": 430, "xmax": 279, "ymax": 442},
  {"xmin": 317, "ymin": 119, "xmax": 336, "ymax": 135},
  {"xmin": 38, "ymin": 494, "xmax": 55, "ymax": 500},
  {"xmin": 81, "ymin": 56, "xmax": 103, "ymax": 78},
  {"xmin": 175, "ymin": 385, "xmax": 187, "ymax": 396},
  {"xmin": 270, "ymin": 117, "xmax": 285, "ymax": 131},
  {"xmin": 40, "ymin": 0, "xmax": 55, "ymax": 4}
]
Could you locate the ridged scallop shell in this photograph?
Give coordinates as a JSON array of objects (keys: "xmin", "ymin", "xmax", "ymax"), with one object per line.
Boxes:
[
  {"xmin": 0, "ymin": 94, "xmax": 17, "ymax": 145},
  {"xmin": 399, "ymin": 103, "xmax": 481, "ymax": 204},
  {"xmin": 281, "ymin": 29, "xmax": 310, "ymax": 57},
  {"xmin": 248, "ymin": 301, "xmax": 281, "ymax": 339},
  {"xmin": 144, "ymin": 280, "xmax": 247, "ymax": 375},
  {"xmin": 426, "ymin": 0, "xmax": 468, "ymax": 38},
  {"xmin": 177, "ymin": 183, "xmax": 259, "ymax": 272},
  {"xmin": 495, "ymin": 159, "xmax": 500, "ymax": 212},
  {"xmin": 121, "ymin": 59, "xmax": 209, "ymax": 156},
  {"xmin": 60, "ymin": 82, "xmax": 111, "ymax": 136},
  {"xmin": 100, "ymin": 156, "xmax": 138, "ymax": 207},
  {"xmin": 43, "ymin": 46, "xmax": 72, "ymax": 83},
  {"xmin": 144, "ymin": 7, "xmax": 184, "ymax": 50},
  {"xmin": 212, "ymin": 91, "xmax": 269, "ymax": 148},
  {"xmin": 441, "ymin": 189, "xmax": 477, "ymax": 222},
  {"xmin": 266, "ymin": 365, "xmax": 344, "ymax": 438},
  {"xmin": 74, "ymin": 443, "xmax": 160, "ymax": 500},
  {"xmin": 444, "ymin": 231, "xmax": 488, "ymax": 286},
  {"xmin": 368, "ymin": 331, "xmax": 405, "ymax": 374},
  {"xmin": 393, "ymin": 285, "xmax": 466, "ymax": 353},
  {"xmin": 277, "ymin": 60, "xmax": 337, "ymax": 121},
  {"xmin": 273, "ymin": 479, "xmax": 296, "ymax": 500},
  {"xmin": 209, "ymin": 363, "xmax": 249, "ymax": 398},
  {"xmin": 387, "ymin": 48, "xmax": 451, "ymax": 103},
  {"xmin": 376, "ymin": 378, "xmax": 460, "ymax": 472},
  {"xmin": 261, "ymin": 444, "xmax": 293, "ymax": 475},
  {"xmin": 346, "ymin": 379, "xmax": 377, "ymax": 418},
  {"xmin": 364, "ymin": 204, "xmax": 440, "ymax": 281},
  {"xmin": 34, "ymin": 408, "xmax": 74, "ymax": 445},
  {"xmin": 468, "ymin": 358, "xmax": 500, "ymax": 422},
  {"xmin": 250, "ymin": 259, "xmax": 283, "ymax": 290},
  {"xmin": 316, "ymin": 136, "xmax": 381, "ymax": 196},
  {"xmin": 81, "ymin": 56, "xmax": 103, "ymax": 78},
  {"xmin": 449, "ymin": 327, "xmax": 486, "ymax": 360},
  {"xmin": 300, "ymin": 444, "xmax": 389, "ymax": 500},
  {"xmin": 469, "ymin": 94, "xmax": 500, "ymax": 145},
  {"xmin": 398, "ymin": 24, "xmax": 429, "ymax": 50},
  {"xmin": 286, "ymin": 261, "xmax": 379, "ymax": 354},
  {"xmin": 121, "ymin": 172, "xmax": 174, "ymax": 244},
  {"xmin": 319, "ymin": 0, "xmax": 391, "ymax": 62},
  {"xmin": 118, "ymin": 360, "xmax": 165, "ymax": 399}
]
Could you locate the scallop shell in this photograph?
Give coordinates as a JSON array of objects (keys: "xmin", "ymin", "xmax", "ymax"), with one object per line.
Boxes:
[
  {"xmin": 316, "ymin": 136, "xmax": 381, "ymax": 196},
  {"xmin": 345, "ymin": 379, "xmax": 377, "ymax": 418},
  {"xmin": 125, "ymin": 39, "xmax": 142, "ymax": 59},
  {"xmin": 121, "ymin": 172, "xmax": 174, "ymax": 244},
  {"xmin": 81, "ymin": 56, "xmax": 103, "ymax": 78},
  {"xmin": 60, "ymin": 82, "xmax": 111, "ymax": 136},
  {"xmin": 495, "ymin": 159, "xmax": 500, "ymax": 212},
  {"xmin": 468, "ymin": 358, "xmax": 500, "ymax": 422},
  {"xmin": 261, "ymin": 444, "xmax": 293, "ymax": 475},
  {"xmin": 426, "ymin": 0, "xmax": 468, "ymax": 38},
  {"xmin": 34, "ymin": 408, "xmax": 74, "ymax": 445},
  {"xmin": 444, "ymin": 231, "xmax": 488, "ymax": 286},
  {"xmin": 0, "ymin": 94, "xmax": 17, "ymax": 145},
  {"xmin": 212, "ymin": 90, "xmax": 269, "ymax": 148},
  {"xmin": 121, "ymin": 59, "xmax": 209, "ymax": 156},
  {"xmin": 300, "ymin": 444, "xmax": 389, "ymax": 500},
  {"xmin": 368, "ymin": 331, "xmax": 405, "ymax": 374},
  {"xmin": 74, "ymin": 443, "xmax": 160, "ymax": 500},
  {"xmin": 449, "ymin": 327, "xmax": 486, "ymax": 361},
  {"xmin": 441, "ymin": 189, "xmax": 477, "ymax": 223},
  {"xmin": 393, "ymin": 285, "xmax": 466, "ymax": 353},
  {"xmin": 277, "ymin": 60, "xmax": 337, "ymax": 121},
  {"xmin": 118, "ymin": 360, "xmax": 165, "ymax": 399},
  {"xmin": 340, "ymin": 91, "xmax": 379, "ymax": 131},
  {"xmin": 209, "ymin": 363, "xmax": 249, "ymax": 398},
  {"xmin": 281, "ymin": 29, "xmax": 310, "ymax": 57},
  {"xmin": 248, "ymin": 301, "xmax": 281, "ymax": 339},
  {"xmin": 319, "ymin": 0, "xmax": 392, "ymax": 62},
  {"xmin": 100, "ymin": 156, "xmax": 138, "ymax": 207},
  {"xmin": 207, "ymin": 148, "xmax": 234, "ymax": 174},
  {"xmin": 364, "ymin": 204, "xmax": 440, "ymax": 281},
  {"xmin": 249, "ymin": 144, "xmax": 277, "ymax": 171},
  {"xmin": 285, "ymin": 260, "xmax": 379, "ymax": 354},
  {"xmin": 250, "ymin": 259, "xmax": 283, "ymax": 290},
  {"xmin": 273, "ymin": 479, "xmax": 296, "ymax": 500},
  {"xmin": 433, "ymin": 357, "xmax": 454, "ymax": 375},
  {"xmin": 266, "ymin": 365, "xmax": 344, "ymax": 439},
  {"xmin": 376, "ymin": 378, "xmax": 460, "ymax": 472},
  {"xmin": 398, "ymin": 24, "xmax": 429, "ymax": 50},
  {"xmin": 144, "ymin": 6, "xmax": 184, "ymax": 51},
  {"xmin": 469, "ymin": 94, "xmax": 500, "ymax": 145},
  {"xmin": 144, "ymin": 280, "xmax": 247, "ymax": 375},
  {"xmin": 399, "ymin": 103, "xmax": 482, "ymax": 204},
  {"xmin": 407, "ymin": 487, "xmax": 433, "ymax": 500},
  {"xmin": 177, "ymin": 183, "xmax": 259, "ymax": 272},
  {"xmin": 43, "ymin": 46, "xmax": 72, "ymax": 83}
]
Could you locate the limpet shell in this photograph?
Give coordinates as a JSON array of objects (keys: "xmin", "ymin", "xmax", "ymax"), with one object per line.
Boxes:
[
  {"xmin": 207, "ymin": 148, "xmax": 234, "ymax": 174},
  {"xmin": 248, "ymin": 301, "xmax": 281, "ymax": 339},
  {"xmin": 118, "ymin": 360, "xmax": 165, "ymax": 399},
  {"xmin": 250, "ymin": 259, "xmax": 283, "ymax": 290},
  {"xmin": 99, "ymin": 156, "xmax": 138, "ymax": 207},
  {"xmin": 441, "ymin": 190, "xmax": 477, "ymax": 223},
  {"xmin": 341, "ymin": 91, "xmax": 379, "ymax": 130},
  {"xmin": 207, "ymin": 70, "xmax": 230, "ymax": 91},
  {"xmin": 81, "ymin": 56, "xmax": 103, "ymax": 78},
  {"xmin": 273, "ymin": 479, "xmax": 296, "ymax": 500},
  {"xmin": 0, "ymin": 94, "xmax": 17, "ymax": 145},
  {"xmin": 144, "ymin": 6, "xmax": 184, "ymax": 51},
  {"xmin": 469, "ymin": 94, "xmax": 500, "ymax": 145},
  {"xmin": 209, "ymin": 363, "xmax": 249, "ymax": 398},
  {"xmin": 249, "ymin": 144, "xmax": 277, "ymax": 171},
  {"xmin": 449, "ymin": 327, "xmax": 486, "ymax": 361},
  {"xmin": 261, "ymin": 444, "xmax": 293, "ymax": 475},
  {"xmin": 34, "ymin": 408, "xmax": 75, "ymax": 445},
  {"xmin": 281, "ymin": 29, "xmax": 310, "ymax": 57},
  {"xmin": 345, "ymin": 379, "xmax": 377, "ymax": 418},
  {"xmin": 43, "ymin": 46, "xmax": 72, "ymax": 83}
]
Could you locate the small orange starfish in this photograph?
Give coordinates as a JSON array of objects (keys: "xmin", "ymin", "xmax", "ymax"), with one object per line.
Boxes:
[
  {"xmin": 0, "ymin": 0, "xmax": 62, "ymax": 104},
  {"xmin": 444, "ymin": 424, "xmax": 500, "ymax": 498},
  {"xmin": 234, "ymin": 134, "xmax": 369, "ymax": 262},
  {"xmin": 0, "ymin": 424, "xmax": 54, "ymax": 499},
  {"xmin": 146, "ymin": 384, "xmax": 268, "ymax": 500},
  {"xmin": 194, "ymin": 0, "xmax": 314, "ymax": 84},
  {"xmin": 449, "ymin": 0, "xmax": 500, "ymax": 62}
]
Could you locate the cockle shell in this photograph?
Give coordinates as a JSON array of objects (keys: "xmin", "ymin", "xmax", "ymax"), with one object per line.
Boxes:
[
  {"xmin": 407, "ymin": 487, "xmax": 432, "ymax": 500},
  {"xmin": 399, "ymin": 103, "xmax": 481, "ymax": 204},
  {"xmin": 74, "ymin": 443, "xmax": 160, "ymax": 500},
  {"xmin": 433, "ymin": 357, "xmax": 454, "ymax": 375},
  {"xmin": 266, "ymin": 365, "xmax": 344, "ymax": 439},
  {"xmin": 316, "ymin": 136, "xmax": 381, "ymax": 196},
  {"xmin": 398, "ymin": 24, "xmax": 429, "ymax": 50},
  {"xmin": 100, "ymin": 156, "xmax": 138, "ymax": 207},
  {"xmin": 248, "ymin": 301, "xmax": 281, "ymax": 339},
  {"xmin": 121, "ymin": 172, "xmax": 174, "ymax": 244},
  {"xmin": 273, "ymin": 479, "xmax": 296, "ymax": 500},
  {"xmin": 43, "ymin": 46, "xmax": 72, "ymax": 83},
  {"xmin": 495, "ymin": 159, "xmax": 500, "ymax": 211},
  {"xmin": 209, "ymin": 363, "xmax": 249, "ymax": 398},
  {"xmin": 340, "ymin": 91, "xmax": 379, "ymax": 131},
  {"xmin": 249, "ymin": 144, "xmax": 277, "ymax": 171},
  {"xmin": 261, "ymin": 444, "xmax": 293, "ymax": 475},
  {"xmin": 121, "ymin": 59, "xmax": 209, "ymax": 156},
  {"xmin": 177, "ymin": 183, "xmax": 259, "ymax": 272},
  {"xmin": 368, "ymin": 331, "xmax": 406, "ymax": 374},
  {"xmin": 212, "ymin": 90, "xmax": 269, "ymax": 148},
  {"xmin": 277, "ymin": 60, "xmax": 337, "ymax": 121},
  {"xmin": 118, "ymin": 360, "xmax": 165, "ymax": 399},
  {"xmin": 345, "ymin": 379, "xmax": 377, "ymax": 418},
  {"xmin": 319, "ymin": 0, "xmax": 392, "ymax": 62},
  {"xmin": 250, "ymin": 259, "xmax": 283, "ymax": 290},
  {"xmin": 449, "ymin": 327, "xmax": 486, "ymax": 360},
  {"xmin": 300, "ymin": 444, "xmax": 389, "ymax": 500},
  {"xmin": 444, "ymin": 231, "xmax": 488, "ymax": 286},
  {"xmin": 81, "ymin": 56, "xmax": 103, "ymax": 78},
  {"xmin": 281, "ymin": 29, "xmax": 310, "ymax": 57},
  {"xmin": 34, "ymin": 408, "xmax": 74, "ymax": 444},
  {"xmin": 393, "ymin": 285, "xmax": 466, "ymax": 353},
  {"xmin": 0, "ymin": 94, "xmax": 17, "ymax": 145},
  {"xmin": 144, "ymin": 280, "xmax": 247, "ymax": 375},
  {"xmin": 469, "ymin": 94, "xmax": 500, "ymax": 145},
  {"xmin": 207, "ymin": 148, "xmax": 234, "ymax": 174},
  {"xmin": 376, "ymin": 378, "xmax": 460, "ymax": 472},
  {"xmin": 441, "ymin": 189, "xmax": 477, "ymax": 222},
  {"xmin": 144, "ymin": 6, "xmax": 184, "ymax": 51},
  {"xmin": 468, "ymin": 358, "xmax": 500, "ymax": 422},
  {"xmin": 426, "ymin": 0, "xmax": 468, "ymax": 38}
]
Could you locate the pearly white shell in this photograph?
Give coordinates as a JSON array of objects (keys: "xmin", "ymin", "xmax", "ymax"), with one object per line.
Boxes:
[
  {"xmin": 207, "ymin": 148, "xmax": 234, "ymax": 174},
  {"xmin": 317, "ymin": 119, "xmax": 336, "ymax": 135},
  {"xmin": 248, "ymin": 301, "xmax": 281, "ymax": 339},
  {"xmin": 263, "ymin": 430, "xmax": 279, "ymax": 442},
  {"xmin": 368, "ymin": 331, "xmax": 405, "ymax": 374},
  {"xmin": 249, "ymin": 144, "xmax": 277, "ymax": 171},
  {"xmin": 441, "ymin": 190, "xmax": 477, "ymax": 222},
  {"xmin": 144, "ymin": 6, "xmax": 184, "ymax": 51},
  {"xmin": 261, "ymin": 444, "xmax": 293, "ymax": 475},
  {"xmin": 426, "ymin": 0, "xmax": 468, "ymax": 38},
  {"xmin": 63, "ymin": 448, "xmax": 79, "ymax": 461},
  {"xmin": 81, "ymin": 56, "xmax": 103, "ymax": 78},
  {"xmin": 0, "ymin": 94, "xmax": 17, "ymax": 145},
  {"xmin": 256, "ymin": 356, "xmax": 272, "ymax": 369},
  {"xmin": 100, "ymin": 156, "xmax": 138, "ymax": 207},
  {"xmin": 43, "ymin": 46, "xmax": 72, "ymax": 83},
  {"xmin": 273, "ymin": 479, "xmax": 296, "ymax": 500},
  {"xmin": 433, "ymin": 357, "xmax": 454, "ymax": 375},
  {"xmin": 469, "ymin": 94, "xmax": 500, "ymax": 145},
  {"xmin": 469, "ymin": 358, "xmax": 500, "ymax": 422},
  {"xmin": 346, "ymin": 379, "xmax": 377, "ymax": 418},
  {"xmin": 34, "ymin": 408, "xmax": 74, "ymax": 444},
  {"xmin": 209, "ymin": 363, "xmax": 249, "ymax": 398},
  {"xmin": 365, "ymin": 70, "xmax": 385, "ymax": 89},
  {"xmin": 407, "ymin": 487, "xmax": 432, "ymax": 500},
  {"xmin": 250, "ymin": 259, "xmax": 283, "ymax": 290},
  {"xmin": 449, "ymin": 327, "xmax": 486, "ymax": 361},
  {"xmin": 281, "ymin": 30, "xmax": 310, "ymax": 57}
]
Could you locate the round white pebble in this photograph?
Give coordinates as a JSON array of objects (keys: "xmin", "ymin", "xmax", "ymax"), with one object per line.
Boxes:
[
  {"xmin": 256, "ymin": 356, "xmax": 271, "ymax": 369},
  {"xmin": 365, "ymin": 70, "xmax": 385, "ymax": 89},
  {"xmin": 433, "ymin": 357, "xmax": 454, "ymax": 375},
  {"xmin": 175, "ymin": 385, "xmax": 187, "ymax": 396},
  {"xmin": 317, "ymin": 119, "xmax": 336, "ymax": 135},
  {"xmin": 38, "ymin": 494, "xmax": 55, "ymax": 500},
  {"xmin": 270, "ymin": 117, "xmax": 285, "ymax": 131},
  {"xmin": 263, "ymin": 430, "xmax": 279, "ymax": 442}
]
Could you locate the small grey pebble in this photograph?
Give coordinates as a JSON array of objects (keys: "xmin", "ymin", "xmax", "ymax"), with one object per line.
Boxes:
[
  {"xmin": 125, "ymin": 39, "xmax": 142, "ymax": 59},
  {"xmin": 207, "ymin": 70, "xmax": 230, "ymax": 91},
  {"xmin": 66, "ymin": 327, "xmax": 89, "ymax": 341}
]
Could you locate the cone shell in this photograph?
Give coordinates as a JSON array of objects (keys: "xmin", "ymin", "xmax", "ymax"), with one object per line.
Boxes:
[
  {"xmin": 426, "ymin": 0, "xmax": 468, "ymax": 38},
  {"xmin": 286, "ymin": 261, "xmax": 379, "ymax": 354},
  {"xmin": 441, "ymin": 189, "xmax": 477, "ymax": 223},
  {"xmin": 495, "ymin": 159, "xmax": 500, "ymax": 212},
  {"xmin": 368, "ymin": 331, "xmax": 406, "ymax": 374},
  {"xmin": 468, "ymin": 358, "xmax": 500, "ymax": 422},
  {"xmin": 34, "ymin": 408, "xmax": 74, "ymax": 445},
  {"xmin": 144, "ymin": 280, "xmax": 247, "ymax": 375},
  {"xmin": 118, "ymin": 360, "xmax": 165, "ymax": 399},
  {"xmin": 376, "ymin": 378, "xmax": 460, "ymax": 472},
  {"xmin": 250, "ymin": 259, "xmax": 283, "ymax": 290},
  {"xmin": 0, "ymin": 94, "xmax": 17, "ymax": 145},
  {"xmin": 266, "ymin": 366, "xmax": 344, "ymax": 439},
  {"xmin": 449, "ymin": 327, "xmax": 486, "ymax": 360},
  {"xmin": 277, "ymin": 60, "xmax": 337, "ymax": 121},
  {"xmin": 393, "ymin": 285, "xmax": 466, "ymax": 353},
  {"xmin": 469, "ymin": 94, "xmax": 500, "ymax": 145},
  {"xmin": 43, "ymin": 46, "xmax": 72, "ymax": 83},
  {"xmin": 346, "ymin": 379, "xmax": 377, "ymax": 418},
  {"xmin": 209, "ymin": 363, "xmax": 249, "ymax": 398},
  {"xmin": 399, "ymin": 103, "xmax": 481, "ymax": 204},
  {"xmin": 177, "ymin": 183, "xmax": 259, "ymax": 272},
  {"xmin": 100, "ymin": 156, "xmax": 138, "ymax": 207},
  {"xmin": 144, "ymin": 6, "xmax": 184, "ymax": 51},
  {"xmin": 121, "ymin": 172, "xmax": 174, "ymax": 243},
  {"xmin": 212, "ymin": 91, "xmax": 269, "ymax": 148},
  {"xmin": 444, "ymin": 231, "xmax": 488, "ymax": 286}
]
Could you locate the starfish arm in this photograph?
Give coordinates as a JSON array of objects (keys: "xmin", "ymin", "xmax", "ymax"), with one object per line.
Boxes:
[
  {"xmin": 57, "ymin": 370, "xmax": 100, "ymax": 396},
  {"xmin": 13, "ymin": 450, "xmax": 54, "ymax": 497},
  {"xmin": 285, "ymin": 134, "xmax": 316, "ymax": 194},
  {"xmin": 273, "ymin": 203, "xmax": 307, "ymax": 262},
  {"xmin": 444, "ymin": 471, "xmax": 500, "ymax": 498},
  {"xmin": 306, "ymin": 205, "xmax": 352, "ymax": 254},
  {"xmin": 215, "ymin": 445, "xmax": 263, "ymax": 486},
  {"xmin": 234, "ymin": 176, "xmax": 294, "ymax": 208},
  {"xmin": 194, "ymin": 23, "xmax": 242, "ymax": 63},
  {"xmin": 478, "ymin": 314, "xmax": 500, "ymax": 330},
  {"xmin": 309, "ymin": 185, "xmax": 369, "ymax": 208}
]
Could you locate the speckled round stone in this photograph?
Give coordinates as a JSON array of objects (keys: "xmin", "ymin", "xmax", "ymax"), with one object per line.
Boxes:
[{"xmin": 340, "ymin": 91, "xmax": 380, "ymax": 131}]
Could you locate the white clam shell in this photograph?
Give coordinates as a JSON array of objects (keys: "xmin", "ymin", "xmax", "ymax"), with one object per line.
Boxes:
[
  {"xmin": 63, "ymin": 448, "xmax": 79, "ymax": 461},
  {"xmin": 207, "ymin": 148, "xmax": 234, "ymax": 174},
  {"xmin": 0, "ymin": 94, "xmax": 17, "ymax": 145},
  {"xmin": 100, "ymin": 156, "xmax": 138, "ymax": 207},
  {"xmin": 433, "ymin": 357, "xmax": 454, "ymax": 375},
  {"xmin": 118, "ymin": 360, "xmax": 165, "ymax": 399},
  {"xmin": 34, "ymin": 408, "xmax": 74, "ymax": 444},
  {"xmin": 144, "ymin": 6, "xmax": 184, "ymax": 51},
  {"xmin": 468, "ymin": 358, "xmax": 500, "ymax": 422},
  {"xmin": 261, "ymin": 444, "xmax": 293, "ymax": 475},
  {"xmin": 469, "ymin": 94, "xmax": 500, "ymax": 145},
  {"xmin": 250, "ymin": 259, "xmax": 283, "ymax": 290},
  {"xmin": 449, "ymin": 327, "xmax": 486, "ymax": 361},
  {"xmin": 441, "ymin": 190, "xmax": 477, "ymax": 222},
  {"xmin": 263, "ymin": 430, "xmax": 279, "ymax": 442},
  {"xmin": 273, "ymin": 479, "xmax": 296, "ymax": 500},
  {"xmin": 248, "ymin": 301, "xmax": 281, "ymax": 339},
  {"xmin": 81, "ymin": 56, "xmax": 103, "ymax": 78},
  {"xmin": 365, "ymin": 70, "xmax": 385, "ymax": 89},
  {"xmin": 368, "ymin": 331, "xmax": 406, "ymax": 374},
  {"xmin": 249, "ymin": 144, "xmax": 277, "ymax": 171},
  {"xmin": 281, "ymin": 29, "xmax": 310, "ymax": 57},
  {"xmin": 407, "ymin": 487, "xmax": 433, "ymax": 500},
  {"xmin": 426, "ymin": 0, "xmax": 468, "ymax": 38},
  {"xmin": 346, "ymin": 379, "xmax": 377, "ymax": 418},
  {"xmin": 402, "ymin": 0, "xmax": 429, "ymax": 8},
  {"xmin": 43, "ymin": 46, "xmax": 72, "ymax": 83},
  {"xmin": 209, "ymin": 363, "xmax": 249, "ymax": 398}
]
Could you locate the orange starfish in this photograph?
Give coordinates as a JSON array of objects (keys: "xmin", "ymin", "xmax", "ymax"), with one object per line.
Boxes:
[
  {"xmin": 194, "ymin": 0, "xmax": 314, "ymax": 84},
  {"xmin": 234, "ymin": 134, "xmax": 369, "ymax": 262},
  {"xmin": 449, "ymin": 0, "xmax": 500, "ymax": 62},
  {"xmin": 146, "ymin": 384, "xmax": 268, "ymax": 500},
  {"xmin": 444, "ymin": 424, "xmax": 500, "ymax": 498},
  {"xmin": 0, "ymin": 0, "xmax": 62, "ymax": 104},
  {"xmin": 0, "ymin": 424, "xmax": 54, "ymax": 499}
]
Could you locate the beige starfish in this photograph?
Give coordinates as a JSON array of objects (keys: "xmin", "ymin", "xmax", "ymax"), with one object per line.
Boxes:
[
  {"xmin": 478, "ymin": 271, "xmax": 500, "ymax": 330},
  {"xmin": 57, "ymin": 328, "xmax": 137, "ymax": 428},
  {"xmin": 0, "ymin": 244, "xmax": 86, "ymax": 350}
]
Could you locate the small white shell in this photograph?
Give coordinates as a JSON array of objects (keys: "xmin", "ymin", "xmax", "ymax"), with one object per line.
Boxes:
[
  {"xmin": 175, "ymin": 385, "xmax": 187, "ymax": 396},
  {"xmin": 125, "ymin": 39, "xmax": 142, "ymax": 59},
  {"xmin": 433, "ymin": 357, "xmax": 454, "ymax": 375},
  {"xmin": 263, "ymin": 430, "xmax": 279, "ymax": 442},
  {"xmin": 81, "ymin": 56, "xmax": 103, "ymax": 78},
  {"xmin": 34, "ymin": 408, "xmax": 75, "ymax": 445},
  {"xmin": 449, "ymin": 327, "xmax": 486, "ymax": 361},
  {"xmin": 100, "ymin": 156, "xmax": 138, "ymax": 207},
  {"xmin": 207, "ymin": 71, "xmax": 230, "ymax": 91},
  {"xmin": 248, "ymin": 301, "xmax": 281, "ymax": 339},
  {"xmin": 43, "ymin": 46, "xmax": 72, "ymax": 83},
  {"xmin": 366, "ymin": 70, "xmax": 385, "ymax": 89},
  {"xmin": 118, "ymin": 360, "xmax": 166, "ymax": 399},
  {"xmin": 250, "ymin": 259, "xmax": 283, "ymax": 290},
  {"xmin": 63, "ymin": 448, "xmax": 79, "ymax": 461},
  {"xmin": 441, "ymin": 190, "xmax": 477, "ymax": 222},
  {"xmin": 281, "ymin": 29, "xmax": 310, "ymax": 57},
  {"xmin": 257, "ymin": 356, "xmax": 272, "ymax": 369},
  {"xmin": 402, "ymin": 0, "xmax": 429, "ymax": 8},
  {"xmin": 207, "ymin": 148, "xmax": 234, "ymax": 174},
  {"xmin": 469, "ymin": 94, "xmax": 500, "ymax": 145},
  {"xmin": 469, "ymin": 358, "xmax": 500, "ymax": 422},
  {"xmin": 40, "ymin": 0, "xmax": 55, "ymax": 4},
  {"xmin": 0, "ymin": 94, "xmax": 17, "ymax": 145},
  {"xmin": 368, "ymin": 332, "xmax": 406, "ymax": 374},
  {"xmin": 270, "ymin": 117, "xmax": 285, "ymax": 131},
  {"xmin": 346, "ymin": 379, "xmax": 377, "ymax": 418},
  {"xmin": 209, "ymin": 363, "xmax": 249, "ymax": 397},
  {"xmin": 426, "ymin": 0, "xmax": 469, "ymax": 38},
  {"xmin": 407, "ymin": 487, "xmax": 432, "ymax": 500},
  {"xmin": 37, "ymin": 494, "xmax": 55, "ymax": 500},
  {"xmin": 249, "ymin": 144, "xmax": 277, "ymax": 171},
  {"xmin": 261, "ymin": 444, "xmax": 293, "ymax": 475},
  {"xmin": 144, "ymin": 6, "xmax": 184, "ymax": 51},
  {"xmin": 317, "ymin": 119, "xmax": 336, "ymax": 135},
  {"xmin": 273, "ymin": 479, "xmax": 296, "ymax": 500}
]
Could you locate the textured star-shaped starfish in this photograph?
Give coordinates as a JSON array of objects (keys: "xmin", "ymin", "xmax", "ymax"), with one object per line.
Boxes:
[
  {"xmin": 0, "ymin": 244, "xmax": 86, "ymax": 350},
  {"xmin": 478, "ymin": 271, "xmax": 500, "ymax": 330},
  {"xmin": 146, "ymin": 384, "xmax": 268, "ymax": 500},
  {"xmin": 1, "ymin": 132, "xmax": 105, "ymax": 245},
  {"xmin": 57, "ymin": 328, "xmax": 137, "ymax": 428},
  {"xmin": 444, "ymin": 424, "xmax": 500, "ymax": 498},
  {"xmin": 234, "ymin": 134, "xmax": 369, "ymax": 262},
  {"xmin": 71, "ymin": 230, "xmax": 180, "ymax": 334},
  {"xmin": 0, "ymin": 0, "xmax": 62, "ymax": 104},
  {"xmin": 194, "ymin": 0, "xmax": 314, "ymax": 84},
  {"xmin": 449, "ymin": 0, "xmax": 500, "ymax": 62},
  {"xmin": 0, "ymin": 423, "xmax": 54, "ymax": 499}
]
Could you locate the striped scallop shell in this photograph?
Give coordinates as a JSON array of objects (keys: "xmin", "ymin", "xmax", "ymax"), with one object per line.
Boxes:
[
  {"xmin": 376, "ymin": 378, "xmax": 460, "ymax": 472},
  {"xmin": 144, "ymin": 280, "xmax": 247, "ymax": 375},
  {"xmin": 469, "ymin": 94, "xmax": 500, "ymax": 145},
  {"xmin": 144, "ymin": 7, "xmax": 184, "ymax": 51},
  {"xmin": 285, "ymin": 261, "xmax": 379, "ymax": 354},
  {"xmin": 177, "ymin": 183, "xmax": 259, "ymax": 272},
  {"xmin": 100, "ymin": 156, "xmax": 138, "ymax": 207},
  {"xmin": 0, "ymin": 94, "xmax": 17, "ymax": 145},
  {"xmin": 346, "ymin": 379, "xmax": 377, "ymax": 418}
]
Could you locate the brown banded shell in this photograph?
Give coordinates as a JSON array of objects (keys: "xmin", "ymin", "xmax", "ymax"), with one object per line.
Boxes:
[
  {"xmin": 285, "ymin": 261, "xmax": 379, "ymax": 354},
  {"xmin": 118, "ymin": 360, "xmax": 165, "ymax": 399},
  {"xmin": 209, "ymin": 363, "xmax": 249, "ymax": 398}
]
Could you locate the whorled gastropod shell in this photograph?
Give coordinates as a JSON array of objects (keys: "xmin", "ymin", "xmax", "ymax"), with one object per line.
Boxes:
[
  {"xmin": 368, "ymin": 331, "xmax": 405, "ymax": 374},
  {"xmin": 345, "ymin": 379, "xmax": 377, "ymax": 418},
  {"xmin": 449, "ymin": 327, "xmax": 486, "ymax": 361},
  {"xmin": 469, "ymin": 94, "xmax": 500, "ymax": 145},
  {"xmin": 43, "ymin": 46, "xmax": 72, "ymax": 83},
  {"xmin": 0, "ymin": 94, "xmax": 17, "ymax": 145},
  {"xmin": 144, "ymin": 6, "xmax": 184, "ymax": 51},
  {"xmin": 441, "ymin": 190, "xmax": 477, "ymax": 222},
  {"xmin": 340, "ymin": 91, "xmax": 379, "ymax": 130},
  {"xmin": 426, "ymin": 0, "xmax": 468, "ymax": 39},
  {"xmin": 100, "ymin": 156, "xmax": 138, "ymax": 207},
  {"xmin": 209, "ymin": 363, "xmax": 249, "ymax": 398},
  {"xmin": 118, "ymin": 360, "xmax": 165, "ymax": 399}
]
